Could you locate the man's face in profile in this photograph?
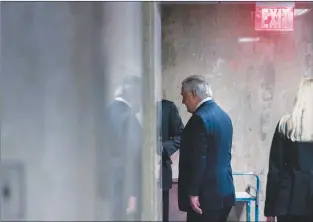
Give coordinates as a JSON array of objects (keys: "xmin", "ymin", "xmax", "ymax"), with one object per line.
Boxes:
[{"xmin": 181, "ymin": 87, "xmax": 196, "ymax": 113}]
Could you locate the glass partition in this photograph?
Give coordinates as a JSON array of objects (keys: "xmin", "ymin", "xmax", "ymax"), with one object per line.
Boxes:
[{"xmin": 1, "ymin": 2, "xmax": 162, "ymax": 221}]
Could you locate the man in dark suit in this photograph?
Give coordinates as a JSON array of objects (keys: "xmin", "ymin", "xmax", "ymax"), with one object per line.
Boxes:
[
  {"xmin": 178, "ymin": 75, "xmax": 235, "ymax": 222},
  {"xmin": 158, "ymin": 99, "xmax": 184, "ymax": 222},
  {"xmin": 103, "ymin": 75, "xmax": 142, "ymax": 221}
]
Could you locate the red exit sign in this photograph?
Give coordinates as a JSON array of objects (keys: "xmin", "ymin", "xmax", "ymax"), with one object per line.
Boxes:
[{"xmin": 255, "ymin": 4, "xmax": 294, "ymax": 31}]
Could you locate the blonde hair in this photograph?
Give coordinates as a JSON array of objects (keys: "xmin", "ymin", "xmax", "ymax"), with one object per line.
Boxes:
[{"xmin": 278, "ymin": 78, "xmax": 313, "ymax": 142}]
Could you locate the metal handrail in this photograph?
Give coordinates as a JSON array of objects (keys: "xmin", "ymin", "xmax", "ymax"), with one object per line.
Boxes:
[
  {"xmin": 233, "ymin": 171, "xmax": 260, "ymax": 222},
  {"xmin": 171, "ymin": 171, "xmax": 260, "ymax": 222},
  {"xmin": 232, "ymin": 171, "xmax": 260, "ymax": 205}
]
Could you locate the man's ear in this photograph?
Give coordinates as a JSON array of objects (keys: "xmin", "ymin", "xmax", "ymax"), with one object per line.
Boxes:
[{"xmin": 191, "ymin": 90, "xmax": 197, "ymax": 99}]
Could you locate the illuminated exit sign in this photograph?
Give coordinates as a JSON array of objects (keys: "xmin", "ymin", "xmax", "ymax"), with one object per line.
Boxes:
[{"xmin": 255, "ymin": 2, "xmax": 295, "ymax": 31}]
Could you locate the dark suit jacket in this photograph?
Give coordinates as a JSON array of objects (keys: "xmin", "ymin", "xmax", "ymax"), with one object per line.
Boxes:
[
  {"xmin": 178, "ymin": 100, "xmax": 235, "ymax": 212},
  {"xmin": 103, "ymin": 100, "xmax": 142, "ymax": 219},
  {"xmin": 264, "ymin": 122, "xmax": 313, "ymax": 217},
  {"xmin": 160, "ymin": 100, "xmax": 184, "ymax": 190}
]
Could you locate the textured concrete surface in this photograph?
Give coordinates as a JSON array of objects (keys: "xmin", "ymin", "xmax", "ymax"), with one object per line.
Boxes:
[
  {"xmin": 1, "ymin": 2, "xmax": 162, "ymax": 220},
  {"xmin": 161, "ymin": 3, "xmax": 313, "ymax": 221},
  {"xmin": 1, "ymin": 2, "xmax": 101, "ymax": 220},
  {"xmin": 1, "ymin": 2, "xmax": 312, "ymax": 221}
]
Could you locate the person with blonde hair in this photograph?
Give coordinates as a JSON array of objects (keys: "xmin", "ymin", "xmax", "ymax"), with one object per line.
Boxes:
[{"xmin": 265, "ymin": 78, "xmax": 313, "ymax": 222}]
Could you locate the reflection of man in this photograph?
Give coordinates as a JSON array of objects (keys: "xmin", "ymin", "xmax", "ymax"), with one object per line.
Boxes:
[
  {"xmin": 178, "ymin": 75, "xmax": 235, "ymax": 222},
  {"xmin": 159, "ymin": 99, "xmax": 184, "ymax": 222},
  {"xmin": 104, "ymin": 75, "xmax": 142, "ymax": 220}
]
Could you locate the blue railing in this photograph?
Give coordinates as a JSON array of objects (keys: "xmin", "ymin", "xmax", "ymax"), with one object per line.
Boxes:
[
  {"xmin": 171, "ymin": 172, "xmax": 260, "ymax": 222},
  {"xmin": 233, "ymin": 172, "xmax": 260, "ymax": 222}
]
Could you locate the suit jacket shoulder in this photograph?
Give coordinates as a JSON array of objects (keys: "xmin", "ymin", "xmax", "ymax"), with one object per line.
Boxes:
[
  {"xmin": 196, "ymin": 101, "xmax": 232, "ymax": 125},
  {"xmin": 192, "ymin": 101, "xmax": 218, "ymax": 133},
  {"xmin": 162, "ymin": 99, "xmax": 176, "ymax": 109}
]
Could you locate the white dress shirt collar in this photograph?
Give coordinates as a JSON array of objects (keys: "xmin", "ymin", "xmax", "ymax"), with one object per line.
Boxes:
[
  {"xmin": 115, "ymin": 97, "xmax": 132, "ymax": 108},
  {"xmin": 196, "ymin": 97, "xmax": 212, "ymax": 110}
]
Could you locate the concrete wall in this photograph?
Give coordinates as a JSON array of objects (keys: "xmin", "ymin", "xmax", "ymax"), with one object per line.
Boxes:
[
  {"xmin": 161, "ymin": 3, "xmax": 313, "ymax": 221},
  {"xmin": 1, "ymin": 2, "xmax": 162, "ymax": 220},
  {"xmin": 0, "ymin": 2, "xmax": 102, "ymax": 220}
]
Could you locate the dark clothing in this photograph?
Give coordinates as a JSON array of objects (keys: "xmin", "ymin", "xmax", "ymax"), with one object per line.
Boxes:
[
  {"xmin": 277, "ymin": 215, "xmax": 313, "ymax": 222},
  {"xmin": 159, "ymin": 100, "xmax": 184, "ymax": 222},
  {"xmin": 264, "ymin": 122, "xmax": 313, "ymax": 218},
  {"xmin": 104, "ymin": 100, "xmax": 142, "ymax": 220},
  {"xmin": 178, "ymin": 100, "xmax": 235, "ymax": 214},
  {"xmin": 162, "ymin": 190, "xmax": 169, "ymax": 222},
  {"xmin": 187, "ymin": 206, "xmax": 232, "ymax": 222},
  {"xmin": 160, "ymin": 100, "xmax": 184, "ymax": 190}
]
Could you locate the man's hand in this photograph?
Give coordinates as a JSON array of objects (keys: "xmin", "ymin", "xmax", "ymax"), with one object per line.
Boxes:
[
  {"xmin": 126, "ymin": 196, "xmax": 137, "ymax": 214},
  {"xmin": 266, "ymin": 216, "xmax": 275, "ymax": 222},
  {"xmin": 189, "ymin": 196, "xmax": 202, "ymax": 215}
]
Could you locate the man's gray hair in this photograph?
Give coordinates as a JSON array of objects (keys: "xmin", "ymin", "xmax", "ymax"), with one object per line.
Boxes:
[
  {"xmin": 115, "ymin": 75, "xmax": 141, "ymax": 97},
  {"xmin": 181, "ymin": 75, "xmax": 212, "ymax": 99}
]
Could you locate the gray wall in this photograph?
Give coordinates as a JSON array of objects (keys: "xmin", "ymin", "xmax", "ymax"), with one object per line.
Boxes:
[
  {"xmin": 1, "ymin": 2, "xmax": 312, "ymax": 221},
  {"xmin": 1, "ymin": 2, "xmax": 102, "ymax": 220},
  {"xmin": 162, "ymin": 3, "xmax": 313, "ymax": 221},
  {"xmin": 1, "ymin": 2, "xmax": 162, "ymax": 220}
]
